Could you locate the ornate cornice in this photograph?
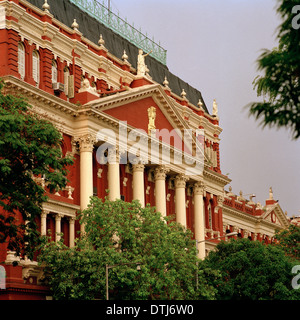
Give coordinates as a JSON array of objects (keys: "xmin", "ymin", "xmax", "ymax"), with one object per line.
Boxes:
[
  {"xmin": 223, "ymin": 204, "xmax": 260, "ymax": 224},
  {"xmin": 203, "ymin": 167, "xmax": 231, "ymax": 187},
  {"xmin": 223, "ymin": 203, "xmax": 286, "ymax": 232},
  {"xmin": 11, "ymin": 0, "xmax": 136, "ymax": 87},
  {"xmin": 2, "ymin": 76, "xmax": 78, "ymax": 116}
]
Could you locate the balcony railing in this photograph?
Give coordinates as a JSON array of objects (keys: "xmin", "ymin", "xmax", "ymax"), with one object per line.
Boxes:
[{"xmin": 69, "ymin": 0, "xmax": 167, "ymax": 65}]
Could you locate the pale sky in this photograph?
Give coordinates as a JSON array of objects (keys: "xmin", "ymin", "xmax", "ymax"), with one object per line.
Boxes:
[{"xmin": 109, "ymin": 0, "xmax": 299, "ymax": 217}]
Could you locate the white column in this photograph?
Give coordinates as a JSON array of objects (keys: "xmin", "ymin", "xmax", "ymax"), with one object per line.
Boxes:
[
  {"xmin": 154, "ymin": 166, "xmax": 169, "ymax": 217},
  {"xmin": 77, "ymin": 134, "xmax": 95, "ymax": 233},
  {"xmin": 69, "ymin": 217, "xmax": 75, "ymax": 248},
  {"xmin": 194, "ymin": 182, "xmax": 205, "ymax": 259},
  {"xmin": 132, "ymin": 163, "xmax": 145, "ymax": 207},
  {"xmin": 107, "ymin": 147, "xmax": 120, "ymax": 201},
  {"xmin": 175, "ymin": 174, "xmax": 188, "ymax": 227},
  {"xmin": 79, "ymin": 135, "xmax": 94, "ymax": 209},
  {"xmin": 41, "ymin": 211, "xmax": 48, "ymax": 236},
  {"xmin": 55, "ymin": 214, "xmax": 63, "ymax": 243}
]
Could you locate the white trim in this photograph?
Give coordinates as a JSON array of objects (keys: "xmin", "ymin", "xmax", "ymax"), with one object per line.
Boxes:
[{"xmin": 0, "ymin": 6, "xmax": 6, "ymax": 30}]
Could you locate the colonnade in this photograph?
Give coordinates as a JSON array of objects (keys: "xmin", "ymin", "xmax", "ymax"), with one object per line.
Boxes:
[
  {"xmin": 48, "ymin": 135, "xmax": 207, "ymax": 258},
  {"xmin": 40, "ymin": 211, "xmax": 76, "ymax": 247}
]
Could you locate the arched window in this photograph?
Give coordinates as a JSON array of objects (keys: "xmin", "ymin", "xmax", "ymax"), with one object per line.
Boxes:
[
  {"xmin": 18, "ymin": 42, "xmax": 25, "ymax": 80},
  {"xmin": 52, "ymin": 60, "xmax": 57, "ymax": 83},
  {"xmin": 32, "ymin": 50, "xmax": 40, "ymax": 86},
  {"xmin": 64, "ymin": 66, "xmax": 70, "ymax": 96}
]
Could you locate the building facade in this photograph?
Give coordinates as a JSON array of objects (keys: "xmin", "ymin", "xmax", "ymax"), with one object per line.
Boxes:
[{"xmin": 0, "ymin": 0, "xmax": 291, "ymax": 300}]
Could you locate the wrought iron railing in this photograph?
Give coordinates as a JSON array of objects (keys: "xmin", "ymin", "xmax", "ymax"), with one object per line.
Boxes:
[{"xmin": 69, "ymin": 0, "xmax": 167, "ymax": 65}]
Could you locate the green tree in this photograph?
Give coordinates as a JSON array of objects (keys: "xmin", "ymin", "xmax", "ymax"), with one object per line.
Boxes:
[
  {"xmin": 249, "ymin": 0, "xmax": 300, "ymax": 139},
  {"xmin": 0, "ymin": 80, "xmax": 73, "ymax": 259},
  {"xmin": 39, "ymin": 198, "xmax": 218, "ymax": 300},
  {"xmin": 275, "ymin": 224, "xmax": 300, "ymax": 261},
  {"xmin": 202, "ymin": 238, "xmax": 300, "ymax": 300}
]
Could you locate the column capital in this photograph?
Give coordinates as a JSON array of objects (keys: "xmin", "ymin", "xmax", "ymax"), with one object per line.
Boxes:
[
  {"xmin": 107, "ymin": 145, "xmax": 125, "ymax": 163},
  {"xmin": 174, "ymin": 174, "xmax": 188, "ymax": 188},
  {"xmin": 132, "ymin": 163, "xmax": 145, "ymax": 172},
  {"xmin": 130, "ymin": 155, "xmax": 147, "ymax": 165},
  {"xmin": 68, "ymin": 216, "xmax": 76, "ymax": 224},
  {"xmin": 41, "ymin": 210, "xmax": 49, "ymax": 219},
  {"xmin": 154, "ymin": 166, "xmax": 169, "ymax": 181},
  {"xmin": 194, "ymin": 182, "xmax": 206, "ymax": 196},
  {"xmin": 73, "ymin": 134, "xmax": 96, "ymax": 153},
  {"xmin": 55, "ymin": 213, "xmax": 64, "ymax": 221}
]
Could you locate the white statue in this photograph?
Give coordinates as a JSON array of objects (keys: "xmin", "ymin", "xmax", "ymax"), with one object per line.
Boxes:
[
  {"xmin": 79, "ymin": 78, "xmax": 98, "ymax": 96},
  {"xmin": 137, "ymin": 49, "xmax": 152, "ymax": 76},
  {"xmin": 269, "ymin": 187, "xmax": 274, "ymax": 200},
  {"xmin": 256, "ymin": 202, "xmax": 262, "ymax": 209},
  {"xmin": 212, "ymin": 99, "xmax": 218, "ymax": 117},
  {"xmin": 82, "ymin": 78, "xmax": 90, "ymax": 89},
  {"xmin": 148, "ymin": 106, "xmax": 156, "ymax": 134}
]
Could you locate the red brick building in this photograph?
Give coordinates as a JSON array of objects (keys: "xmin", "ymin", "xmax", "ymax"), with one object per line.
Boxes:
[{"xmin": 0, "ymin": 0, "xmax": 290, "ymax": 299}]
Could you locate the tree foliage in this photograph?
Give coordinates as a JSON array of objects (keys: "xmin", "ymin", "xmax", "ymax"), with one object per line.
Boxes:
[
  {"xmin": 249, "ymin": 0, "xmax": 300, "ymax": 139},
  {"xmin": 38, "ymin": 198, "xmax": 218, "ymax": 300},
  {"xmin": 202, "ymin": 238, "xmax": 300, "ymax": 300},
  {"xmin": 0, "ymin": 80, "xmax": 73, "ymax": 259},
  {"xmin": 38, "ymin": 198, "xmax": 300, "ymax": 300},
  {"xmin": 275, "ymin": 224, "xmax": 300, "ymax": 261}
]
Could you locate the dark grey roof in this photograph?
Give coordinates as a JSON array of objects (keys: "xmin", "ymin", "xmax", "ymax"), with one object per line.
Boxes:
[{"xmin": 26, "ymin": 0, "xmax": 209, "ymax": 113}]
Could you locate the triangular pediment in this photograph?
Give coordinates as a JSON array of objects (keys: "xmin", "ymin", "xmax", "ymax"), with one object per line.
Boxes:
[
  {"xmin": 262, "ymin": 203, "xmax": 290, "ymax": 228},
  {"xmin": 85, "ymin": 84, "xmax": 202, "ymax": 155}
]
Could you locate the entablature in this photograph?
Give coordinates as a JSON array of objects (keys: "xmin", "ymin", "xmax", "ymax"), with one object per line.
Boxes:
[{"xmin": 2, "ymin": 76, "xmax": 78, "ymax": 136}]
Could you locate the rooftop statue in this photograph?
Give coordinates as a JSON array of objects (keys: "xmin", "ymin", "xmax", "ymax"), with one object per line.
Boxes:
[
  {"xmin": 212, "ymin": 99, "xmax": 218, "ymax": 118},
  {"xmin": 137, "ymin": 49, "xmax": 152, "ymax": 77},
  {"xmin": 269, "ymin": 187, "xmax": 274, "ymax": 200}
]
